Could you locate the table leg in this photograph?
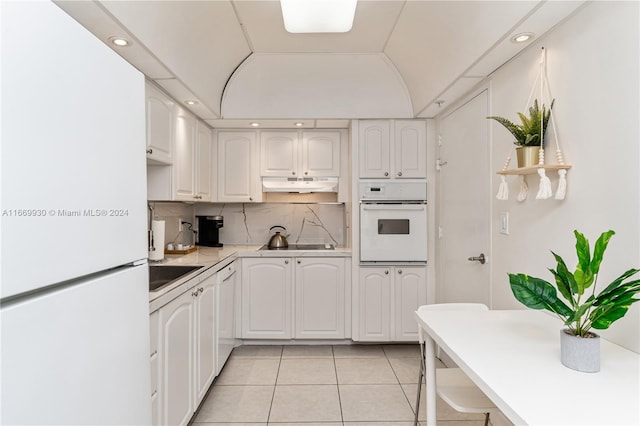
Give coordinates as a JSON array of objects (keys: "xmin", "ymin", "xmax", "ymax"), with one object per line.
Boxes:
[{"xmin": 424, "ymin": 335, "xmax": 437, "ymax": 426}]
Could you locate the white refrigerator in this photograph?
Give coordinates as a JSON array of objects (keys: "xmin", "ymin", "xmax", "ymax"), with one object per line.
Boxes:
[{"xmin": 1, "ymin": 1, "xmax": 151, "ymax": 424}]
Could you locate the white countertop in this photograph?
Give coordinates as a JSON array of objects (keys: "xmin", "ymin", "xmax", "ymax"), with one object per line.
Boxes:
[
  {"xmin": 415, "ymin": 309, "xmax": 640, "ymax": 425},
  {"xmin": 149, "ymin": 245, "xmax": 351, "ymax": 312}
]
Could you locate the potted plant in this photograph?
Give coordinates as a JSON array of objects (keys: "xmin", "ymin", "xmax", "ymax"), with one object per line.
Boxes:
[
  {"xmin": 488, "ymin": 99, "xmax": 554, "ymax": 167},
  {"xmin": 508, "ymin": 230, "xmax": 640, "ymax": 372}
]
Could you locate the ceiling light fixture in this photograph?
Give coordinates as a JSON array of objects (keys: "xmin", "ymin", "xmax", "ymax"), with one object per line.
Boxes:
[
  {"xmin": 294, "ymin": 122, "xmax": 304, "ymax": 127},
  {"xmin": 109, "ymin": 36, "xmax": 130, "ymax": 47},
  {"xmin": 184, "ymin": 100, "xmax": 198, "ymax": 106},
  {"xmin": 280, "ymin": 0, "xmax": 357, "ymax": 33},
  {"xmin": 250, "ymin": 122, "xmax": 260, "ymax": 127},
  {"xmin": 511, "ymin": 32, "xmax": 534, "ymax": 43}
]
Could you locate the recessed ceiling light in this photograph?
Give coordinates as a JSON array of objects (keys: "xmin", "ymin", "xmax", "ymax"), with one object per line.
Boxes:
[
  {"xmin": 250, "ymin": 122, "xmax": 260, "ymax": 127},
  {"xmin": 511, "ymin": 32, "xmax": 534, "ymax": 43},
  {"xmin": 184, "ymin": 100, "xmax": 198, "ymax": 106},
  {"xmin": 109, "ymin": 36, "xmax": 130, "ymax": 47},
  {"xmin": 280, "ymin": 0, "xmax": 357, "ymax": 33},
  {"xmin": 294, "ymin": 122, "xmax": 304, "ymax": 127}
]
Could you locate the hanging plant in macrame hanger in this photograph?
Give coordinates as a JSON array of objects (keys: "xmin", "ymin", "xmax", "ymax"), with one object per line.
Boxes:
[{"xmin": 490, "ymin": 47, "xmax": 571, "ymax": 201}]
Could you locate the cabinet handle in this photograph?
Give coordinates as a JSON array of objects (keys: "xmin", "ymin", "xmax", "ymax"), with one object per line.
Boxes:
[
  {"xmin": 384, "ymin": 270, "xmax": 389, "ymax": 275},
  {"xmin": 199, "ymin": 287, "xmax": 204, "ymax": 293},
  {"xmin": 297, "ymin": 260, "xmax": 301, "ymax": 264},
  {"xmin": 304, "ymin": 171, "xmax": 308, "ymax": 175},
  {"xmin": 146, "ymin": 148, "xmax": 153, "ymax": 154},
  {"xmin": 285, "ymin": 260, "xmax": 289, "ymax": 264},
  {"xmin": 292, "ymin": 171, "xmax": 296, "ymax": 175},
  {"xmin": 397, "ymin": 172, "xmax": 403, "ymax": 177},
  {"xmin": 384, "ymin": 172, "xmax": 389, "ymax": 177},
  {"xmin": 192, "ymin": 291, "xmax": 199, "ymax": 297},
  {"xmin": 397, "ymin": 269, "xmax": 403, "ymax": 274},
  {"xmin": 249, "ymin": 197, "xmax": 253, "ymax": 201}
]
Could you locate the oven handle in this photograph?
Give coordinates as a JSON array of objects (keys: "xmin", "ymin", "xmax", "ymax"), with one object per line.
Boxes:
[{"xmin": 361, "ymin": 204, "xmax": 426, "ymax": 211}]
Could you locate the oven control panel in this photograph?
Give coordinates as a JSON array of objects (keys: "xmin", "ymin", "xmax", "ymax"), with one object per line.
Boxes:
[{"xmin": 359, "ymin": 179, "xmax": 427, "ymax": 201}]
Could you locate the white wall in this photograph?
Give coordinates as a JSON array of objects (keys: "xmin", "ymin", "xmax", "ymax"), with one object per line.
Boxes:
[{"xmin": 486, "ymin": 1, "xmax": 639, "ymax": 352}]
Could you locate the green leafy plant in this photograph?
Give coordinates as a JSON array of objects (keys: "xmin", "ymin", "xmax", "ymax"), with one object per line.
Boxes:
[
  {"xmin": 508, "ymin": 230, "xmax": 640, "ymax": 337},
  {"xmin": 487, "ymin": 99, "xmax": 555, "ymax": 147}
]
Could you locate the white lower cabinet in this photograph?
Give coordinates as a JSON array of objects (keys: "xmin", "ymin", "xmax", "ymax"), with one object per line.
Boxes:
[
  {"xmin": 295, "ymin": 257, "xmax": 346, "ymax": 339},
  {"xmin": 155, "ymin": 274, "xmax": 216, "ymax": 426},
  {"xmin": 241, "ymin": 257, "xmax": 348, "ymax": 339},
  {"xmin": 241, "ymin": 258, "xmax": 292, "ymax": 339},
  {"xmin": 358, "ymin": 266, "xmax": 426, "ymax": 342}
]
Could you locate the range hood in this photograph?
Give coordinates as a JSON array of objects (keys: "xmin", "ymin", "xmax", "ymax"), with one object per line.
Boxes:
[{"xmin": 262, "ymin": 177, "xmax": 338, "ymax": 193}]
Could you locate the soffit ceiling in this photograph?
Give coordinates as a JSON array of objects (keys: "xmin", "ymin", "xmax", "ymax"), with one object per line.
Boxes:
[{"xmin": 55, "ymin": 0, "xmax": 586, "ymax": 125}]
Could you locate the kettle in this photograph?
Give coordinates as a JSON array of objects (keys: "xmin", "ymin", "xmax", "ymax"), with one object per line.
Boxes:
[{"xmin": 267, "ymin": 225, "xmax": 289, "ymax": 248}]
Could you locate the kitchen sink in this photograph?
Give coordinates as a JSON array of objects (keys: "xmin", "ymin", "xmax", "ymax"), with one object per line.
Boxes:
[{"xmin": 149, "ymin": 265, "xmax": 203, "ymax": 292}]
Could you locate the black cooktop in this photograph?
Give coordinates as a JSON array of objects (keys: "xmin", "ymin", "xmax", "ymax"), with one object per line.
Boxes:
[{"xmin": 259, "ymin": 244, "xmax": 334, "ymax": 251}]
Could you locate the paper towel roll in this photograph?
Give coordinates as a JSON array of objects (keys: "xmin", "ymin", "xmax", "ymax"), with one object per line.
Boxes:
[{"xmin": 149, "ymin": 220, "xmax": 165, "ymax": 261}]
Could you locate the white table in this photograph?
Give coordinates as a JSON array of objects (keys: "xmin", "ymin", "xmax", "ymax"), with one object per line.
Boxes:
[{"xmin": 415, "ymin": 309, "xmax": 640, "ymax": 425}]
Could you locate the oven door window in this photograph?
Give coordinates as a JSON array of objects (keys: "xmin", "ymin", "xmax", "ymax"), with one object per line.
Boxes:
[{"xmin": 378, "ymin": 219, "xmax": 409, "ymax": 235}]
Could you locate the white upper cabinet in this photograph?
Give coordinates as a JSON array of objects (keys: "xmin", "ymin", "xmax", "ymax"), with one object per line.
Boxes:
[
  {"xmin": 302, "ymin": 131, "xmax": 341, "ymax": 177},
  {"xmin": 394, "ymin": 120, "xmax": 426, "ymax": 178},
  {"xmin": 217, "ymin": 131, "xmax": 261, "ymax": 202},
  {"xmin": 260, "ymin": 130, "xmax": 340, "ymax": 177},
  {"xmin": 359, "ymin": 121, "xmax": 391, "ymax": 178},
  {"xmin": 260, "ymin": 131, "xmax": 298, "ymax": 177},
  {"xmin": 146, "ymin": 82, "xmax": 174, "ymax": 164},
  {"xmin": 359, "ymin": 120, "xmax": 426, "ymax": 178},
  {"xmin": 173, "ymin": 107, "xmax": 197, "ymax": 201},
  {"xmin": 195, "ymin": 122, "xmax": 213, "ymax": 202},
  {"xmin": 173, "ymin": 108, "xmax": 214, "ymax": 202}
]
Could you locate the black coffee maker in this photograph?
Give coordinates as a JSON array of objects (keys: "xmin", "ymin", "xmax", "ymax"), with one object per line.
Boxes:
[{"xmin": 197, "ymin": 215, "xmax": 223, "ymax": 247}]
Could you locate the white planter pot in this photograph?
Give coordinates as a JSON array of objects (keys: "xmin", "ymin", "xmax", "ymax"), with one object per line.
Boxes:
[{"xmin": 560, "ymin": 329, "xmax": 600, "ymax": 373}]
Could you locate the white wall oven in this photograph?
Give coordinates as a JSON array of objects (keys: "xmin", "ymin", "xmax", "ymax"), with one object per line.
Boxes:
[{"xmin": 359, "ymin": 180, "xmax": 427, "ymax": 263}]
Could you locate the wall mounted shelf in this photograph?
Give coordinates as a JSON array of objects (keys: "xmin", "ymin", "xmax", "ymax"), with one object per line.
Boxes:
[{"xmin": 496, "ymin": 164, "xmax": 572, "ymax": 176}]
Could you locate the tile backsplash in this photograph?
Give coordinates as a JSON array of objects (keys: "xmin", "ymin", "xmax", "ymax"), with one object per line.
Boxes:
[
  {"xmin": 150, "ymin": 202, "xmax": 346, "ymax": 248},
  {"xmin": 195, "ymin": 203, "xmax": 345, "ymax": 247}
]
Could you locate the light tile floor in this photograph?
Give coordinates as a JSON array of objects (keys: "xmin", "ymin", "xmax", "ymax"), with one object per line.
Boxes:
[{"xmin": 192, "ymin": 344, "xmax": 491, "ymax": 426}]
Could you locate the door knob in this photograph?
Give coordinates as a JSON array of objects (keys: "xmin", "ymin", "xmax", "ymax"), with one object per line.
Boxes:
[{"xmin": 468, "ymin": 253, "xmax": 486, "ymax": 264}]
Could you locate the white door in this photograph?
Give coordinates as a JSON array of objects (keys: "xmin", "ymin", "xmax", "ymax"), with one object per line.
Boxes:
[
  {"xmin": 358, "ymin": 121, "xmax": 391, "ymax": 178},
  {"xmin": 174, "ymin": 107, "xmax": 196, "ymax": 201},
  {"xmin": 260, "ymin": 131, "xmax": 298, "ymax": 177},
  {"xmin": 195, "ymin": 122, "xmax": 213, "ymax": 201},
  {"xmin": 394, "ymin": 120, "xmax": 426, "ymax": 178},
  {"xmin": 357, "ymin": 267, "xmax": 391, "ymax": 341},
  {"xmin": 146, "ymin": 83, "xmax": 174, "ymax": 164},
  {"xmin": 295, "ymin": 258, "xmax": 345, "ymax": 339},
  {"xmin": 194, "ymin": 276, "xmax": 215, "ymax": 404},
  {"xmin": 437, "ymin": 89, "xmax": 491, "ymax": 306},
  {"xmin": 393, "ymin": 266, "xmax": 426, "ymax": 341},
  {"xmin": 218, "ymin": 131, "xmax": 257, "ymax": 202},
  {"xmin": 159, "ymin": 290, "xmax": 194, "ymax": 426},
  {"xmin": 302, "ymin": 131, "xmax": 340, "ymax": 177},
  {"xmin": 241, "ymin": 258, "xmax": 292, "ymax": 338}
]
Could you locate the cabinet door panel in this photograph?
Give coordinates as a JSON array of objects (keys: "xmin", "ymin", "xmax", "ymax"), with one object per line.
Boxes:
[
  {"xmin": 394, "ymin": 120, "xmax": 426, "ymax": 178},
  {"xmin": 295, "ymin": 258, "xmax": 344, "ymax": 338},
  {"xmin": 242, "ymin": 259, "xmax": 292, "ymax": 338},
  {"xmin": 146, "ymin": 83, "xmax": 174, "ymax": 164},
  {"xmin": 195, "ymin": 123, "xmax": 213, "ymax": 201},
  {"xmin": 394, "ymin": 267, "xmax": 426, "ymax": 341},
  {"xmin": 359, "ymin": 121, "xmax": 391, "ymax": 178},
  {"xmin": 160, "ymin": 291, "xmax": 194, "ymax": 426},
  {"xmin": 261, "ymin": 131, "xmax": 298, "ymax": 177},
  {"xmin": 302, "ymin": 131, "xmax": 340, "ymax": 177},
  {"xmin": 194, "ymin": 279, "xmax": 215, "ymax": 403},
  {"xmin": 358, "ymin": 268, "xmax": 391, "ymax": 341},
  {"xmin": 218, "ymin": 132, "xmax": 256, "ymax": 202},
  {"xmin": 174, "ymin": 109, "xmax": 196, "ymax": 200}
]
